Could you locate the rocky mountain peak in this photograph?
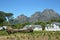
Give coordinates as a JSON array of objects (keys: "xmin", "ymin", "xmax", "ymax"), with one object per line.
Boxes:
[{"xmin": 11, "ymin": 9, "xmax": 60, "ymax": 24}]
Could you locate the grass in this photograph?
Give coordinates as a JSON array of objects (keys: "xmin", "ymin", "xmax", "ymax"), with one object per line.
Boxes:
[
  {"xmin": 0, "ymin": 31, "xmax": 60, "ymax": 40},
  {"xmin": 0, "ymin": 30, "xmax": 8, "ymax": 36}
]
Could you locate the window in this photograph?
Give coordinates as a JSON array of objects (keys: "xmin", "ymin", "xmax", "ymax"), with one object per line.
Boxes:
[{"xmin": 59, "ymin": 26, "xmax": 60, "ymax": 28}]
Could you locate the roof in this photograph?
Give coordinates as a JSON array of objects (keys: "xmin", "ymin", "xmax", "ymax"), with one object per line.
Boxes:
[
  {"xmin": 23, "ymin": 25, "xmax": 42, "ymax": 29},
  {"xmin": 52, "ymin": 22, "xmax": 60, "ymax": 26}
]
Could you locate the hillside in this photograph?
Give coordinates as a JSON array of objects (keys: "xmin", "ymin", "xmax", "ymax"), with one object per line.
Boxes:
[{"xmin": 11, "ymin": 9, "xmax": 60, "ymax": 24}]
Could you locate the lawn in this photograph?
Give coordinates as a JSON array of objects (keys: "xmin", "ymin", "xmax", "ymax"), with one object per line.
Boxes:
[{"xmin": 0, "ymin": 31, "xmax": 60, "ymax": 40}]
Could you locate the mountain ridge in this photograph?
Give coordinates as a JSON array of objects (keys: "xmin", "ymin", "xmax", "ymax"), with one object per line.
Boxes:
[{"xmin": 11, "ymin": 9, "xmax": 60, "ymax": 24}]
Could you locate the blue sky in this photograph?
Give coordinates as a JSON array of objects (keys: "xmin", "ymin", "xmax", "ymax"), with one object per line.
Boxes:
[{"xmin": 0, "ymin": 0, "xmax": 60, "ymax": 18}]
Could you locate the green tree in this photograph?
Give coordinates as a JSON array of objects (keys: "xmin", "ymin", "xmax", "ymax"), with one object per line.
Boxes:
[
  {"xmin": 0, "ymin": 11, "xmax": 13, "ymax": 26},
  {"xmin": 46, "ymin": 21, "xmax": 51, "ymax": 24},
  {"xmin": 0, "ymin": 11, "xmax": 6, "ymax": 25},
  {"xmin": 40, "ymin": 22, "xmax": 46, "ymax": 30},
  {"xmin": 33, "ymin": 21, "xmax": 47, "ymax": 30},
  {"xmin": 5, "ymin": 13, "xmax": 13, "ymax": 21},
  {"xmin": 50, "ymin": 19, "xmax": 60, "ymax": 23},
  {"xmin": 33, "ymin": 21, "xmax": 41, "ymax": 25},
  {"xmin": 5, "ymin": 13, "xmax": 13, "ymax": 26}
]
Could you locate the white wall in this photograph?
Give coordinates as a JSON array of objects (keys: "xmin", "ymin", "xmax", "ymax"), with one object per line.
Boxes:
[
  {"xmin": 33, "ymin": 25, "xmax": 42, "ymax": 31},
  {"xmin": 45, "ymin": 24, "xmax": 60, "ymax": 31},
  {"xmin": 33, "ymin": 27, "xmax": 42, "ymax": 31}
]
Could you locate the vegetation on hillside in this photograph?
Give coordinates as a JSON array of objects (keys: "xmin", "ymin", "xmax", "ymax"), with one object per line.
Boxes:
[
  {"xmin": 0, "ymin": 11, "xmax": 60, "ymax": 29},
  {"xmin": 0, "ymin": 11, "xmax": 13, "ymax": 26},
  {"xmin": 0, "ymin": 11, "xmax": 60, "ymax": 40}
]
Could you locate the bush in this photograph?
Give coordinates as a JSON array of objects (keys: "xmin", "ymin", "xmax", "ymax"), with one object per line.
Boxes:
[{"xmin": 0, "ymin": 30, "xmax": 8, "ymax": 36}]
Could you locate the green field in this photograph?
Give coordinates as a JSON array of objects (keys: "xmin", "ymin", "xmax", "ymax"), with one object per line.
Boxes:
[{"xmin": 0, "ymin": 31, "xmax": 60, "ymax": 40}]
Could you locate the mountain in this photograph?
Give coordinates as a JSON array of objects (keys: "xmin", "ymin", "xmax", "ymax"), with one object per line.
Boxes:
[
  {"xmin": 11, "ymin": 9, "xmax": 60, "ymax": 24},
  {"xmin": 30, "ymin": 9, "xmax": 60, "ymax": 22},
  {"xmin": 30, "ymin": 11, "xmax": 41, "ymax": 22},
  {"xmin": 41, "ymin": 9, "xmax": 60, "ymax": 21},
  {"xmin": 13, "ymin": 14, "xmax": 29, "ymax": 24}
]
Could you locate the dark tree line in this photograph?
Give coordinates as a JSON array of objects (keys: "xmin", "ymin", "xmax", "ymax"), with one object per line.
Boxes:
[{"xmin": 0, "ymin": 11, "xmax": 13, "ymax": 26}]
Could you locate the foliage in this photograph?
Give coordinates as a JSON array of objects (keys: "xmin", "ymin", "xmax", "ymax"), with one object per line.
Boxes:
[
  {"xmin": 5, "ymin": 13, "xmax": 13, "ymax": 21},
  {"xmin": 11, "ymin": 22, "xmax": 30, "ymax": 29},
  {"xmin": 50, "ymin": 19, "xmax": 60, "ymax": 22},
  {"xmin": 33, "ymin": 21, "xmax": 41, "ymax": 25},
  {"xmin": 40, "ymin": 22, "xmax": 46, "ymax": 30},
  {"xmin": 33, "ymin": 21, "xmax": 47, "ymax": 30},
  {"xmin": 46, "ymin": 21, "xmax": 51, "ymax": 24},
  {"xmin": 0, "ymin": 11, "xmax": 13, "ymax": 26},
  {"xmin": 0, "ymin": 30, "xmax": 8, "ymax": 36},
  {"xmin": 0, "ymin": 11, "xmax": 6, "ymax": 24}
]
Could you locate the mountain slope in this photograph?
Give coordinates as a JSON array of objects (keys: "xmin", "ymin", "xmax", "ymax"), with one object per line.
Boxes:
[
  {"xmin": 14, "ymin": 14, "xmax": 29, "ymax": 24},
  {"xmin": 30, "ymin": 9, "xmax": 60, "ymax": 22},
  {"xmin": 12, "ymin": 9, "xmax": 60, "ymax": 24},
  {"xmin": 41, "ymin": 9, "xmax": 60, "ymax": 21},
  {"xmin": 30, "ymin": 11, "xmax": 41, "ymax": 22}
]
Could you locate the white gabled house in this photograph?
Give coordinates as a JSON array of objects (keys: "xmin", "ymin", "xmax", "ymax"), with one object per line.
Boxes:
[
  {"xmin": 0, "ymin": 26, "xmax": 7, "ymax": 30},
  {"xmin": 3, "ymin": 26, "xmax": 7, "ymax": 29},
  {"xmin": 33, "ymin": 25, "xmax": 42, "ymax": 31},
  {"xmin": 23, "ymin": 25, "xmax": 42, "ymax": 31},
  {"xmin": 45, "ymin": 22, "xmax": 60, "ymax": 31},
  {"xmin": 0, "ymin": 27, "xmax": 3, "ymax": 30}
]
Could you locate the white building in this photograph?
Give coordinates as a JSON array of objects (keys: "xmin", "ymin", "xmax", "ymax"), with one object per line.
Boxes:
[
  {"xmin": 45, "ymin": 22, "xmax": 60, "ymax": 31},
  {"xmin": 33, "ymin": 25, "xmax": 42, "ymax": 31},
  {"xmin": 23, "ymin": 25, "xmax": 42, "ymax": 31},
  {"xmin": 3, "ymin": 26, "xmax": 7, "ymax": 29},
  {"xmin": 0, "ymin": 26, "xmax": 7, "ymax": 30},
  {"xmin": 0, "ymin": 27, "xmax": 3, "ymax": 30}
]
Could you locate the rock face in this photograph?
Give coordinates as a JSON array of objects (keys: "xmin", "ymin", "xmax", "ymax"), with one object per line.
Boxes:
[
  {"xmin": 14, "ymin": 14, "xmax": 29, "ymax": 24},
  {"xmin": 12, "ymin": 9, "xmax": 60, "ymax": 24},
  {"xmin": 41, "ymin": 9, "xmax": 60, "ymax": 21},
  {"xmin": 30, "ymin": 12, "xmax": 41, "ymax": 22},
  {"xmin": 30, "ymin": 9, "xmax": 60, "ymax": 22}
]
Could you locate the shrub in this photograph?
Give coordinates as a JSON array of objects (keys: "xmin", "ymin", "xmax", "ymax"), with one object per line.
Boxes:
[{"xmin": 0, "ymin": 30, "xmax": 8, "ymax": 36}]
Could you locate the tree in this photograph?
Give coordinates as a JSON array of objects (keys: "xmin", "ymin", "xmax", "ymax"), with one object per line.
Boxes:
[
  {"xmin": 2, "ymin": 20, "xmax": 8, "ymax": 26},
  {"xmin": 33, "ymin": 21, "xmax": 41, "ymax": 25},
  {"xmin": 0, "ymin": 17, "xmax": 6, "ymax": 23},
  {"xmin": 46, "ymin": 21, "xmax": 51, "ymax": 24},
  {"xmin": 40, "ymin": 22, "xmax": 46, "ymax": 30},
  {"xmin": 33, "ymin": 21, "xmax": 47, "ymax": 30},
  {"xmin": 5, "ymin": 13, "xmax": 13, "ymax": 26},
  {"xmin": 0, "ymin": 11, "xmax": 13, "ymax": 26},
  {"xmin": 0, "ymin": 11, "xmax": 6, "ymax": 25},
  {"xmin": 5, "ymin": 13, "xmax": 13, "ymax": 21},
  {"xmin": 50, "ymin": 19, "xmax": 60, "ymax": 23}
]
